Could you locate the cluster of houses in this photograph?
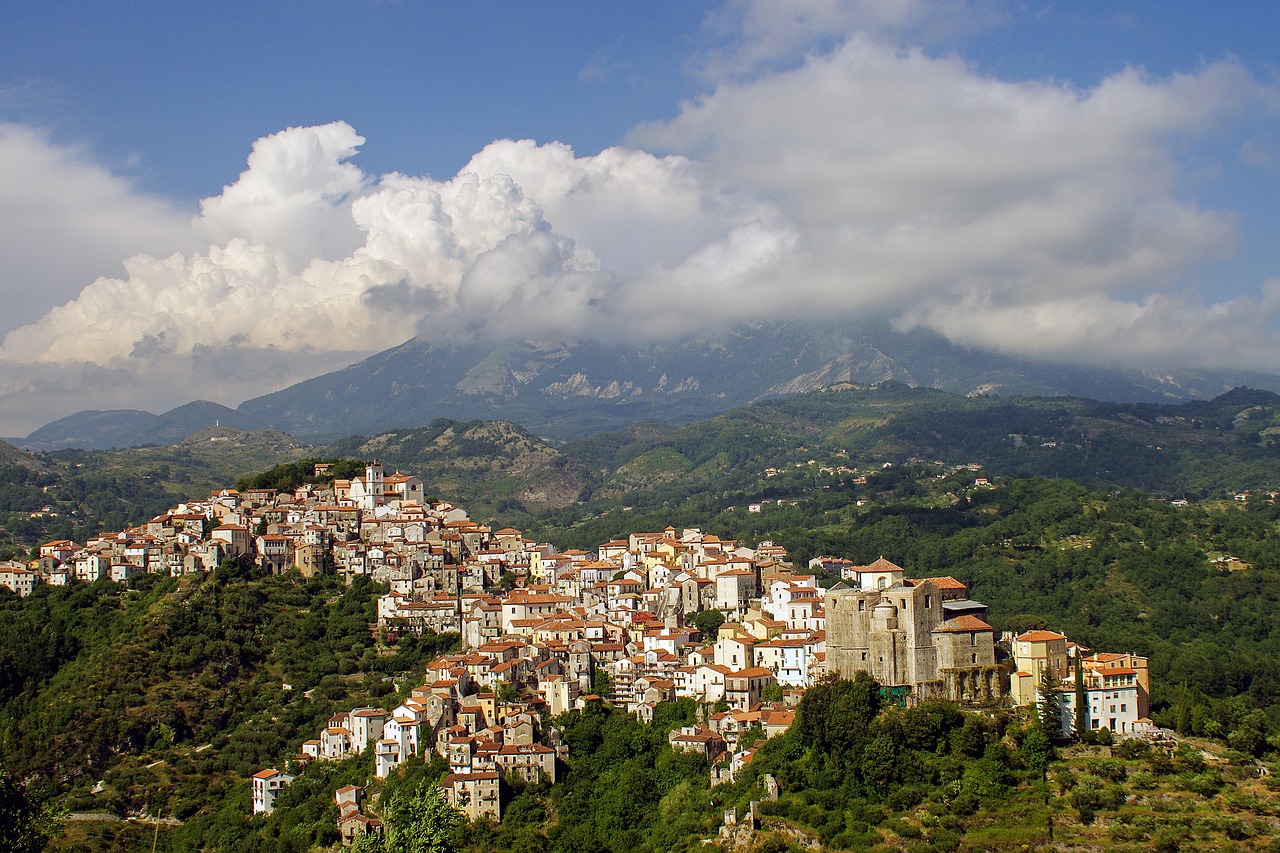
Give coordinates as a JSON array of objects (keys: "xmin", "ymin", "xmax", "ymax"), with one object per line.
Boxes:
[
  {"xmin": 1010, "ymin": 630, "xmax": 1151, "ymax": 738},
  {"xmin": 0, "ymin": 460, "xmax": 1154, "ymax": 837},
  {"xmin": 2, "ymin": 462, "xmax": 482, "ymax": 592}
]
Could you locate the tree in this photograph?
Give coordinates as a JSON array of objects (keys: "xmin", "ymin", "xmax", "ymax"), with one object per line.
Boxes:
[
  {"xmin": 1228, "ymin": 709, "xmax": 1269, "ymax": 757},
  {"xmin": 1073, "ymin": 655, "xmax": 1086, "ymax": 739},
  {"xmin": 591, "ymin": 667, "xmax": 613, "ymax": 700},
  {"xmin": 354, "ymin": 781, "xmax": 462, "ymax": 853},
  {"xmin": 1036, "ymin": 665, "xmax": 1064, "ymax": 739},
  {"xmin": 1021, "ymin": 726, "xmax": 1052, "ymax": 774},
  {"xmin": 796, "ymin": 673, "xmax": 882, "ymax": 767},
  {"xmin": 691, "ymin": 610, "xmax": 725, "ymax": 640},
  {"xmin": 0, "ymin": 766, "xmax": 63, "ymax": 853}
]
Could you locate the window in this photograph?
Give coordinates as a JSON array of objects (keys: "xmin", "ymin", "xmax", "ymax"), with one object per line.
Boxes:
[
  {"xmin": 924, "ymin": 594, "xmax": 931, "ymax": 608},
  {"xmin": 1120, "ymin": 704, "xmax": 1126, "ymax": 712},
  {"xmin": 858, "ymin": 600, "xmax": 865, "ymax": 611}
]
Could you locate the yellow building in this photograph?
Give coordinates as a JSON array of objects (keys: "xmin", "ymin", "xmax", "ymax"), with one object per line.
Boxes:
[{"xmin": 1010, "ymin": 630, "xmax": 1069, "ymax": 707}]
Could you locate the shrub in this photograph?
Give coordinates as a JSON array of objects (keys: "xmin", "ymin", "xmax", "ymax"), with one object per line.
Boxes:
[
  {"xmin": 1084, "ymin": 758, "xmax": 1128, "ymax": 783},
  {"xmin": 928, "ymin": 828, "xmax": 962, "ymax": 852},
  {"xmin": 882, "ymin": 818, "xmax": 921, "ymax": 840},
  {"xmin": 1129, "ymin": 770, "xmax": 1157, "ymax": 789},
  {"xmin": 885, "ymin": 784, "xmax": 925, "ymax": 812},
  {"xmin": 1112, "ymin": 738, "xmax": 1152, "ymax": 760}
]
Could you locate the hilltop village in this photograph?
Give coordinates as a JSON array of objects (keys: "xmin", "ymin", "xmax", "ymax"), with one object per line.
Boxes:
[{"xmin": 2, "ymin": 461, "xmax": 1153, "ymax": 842}]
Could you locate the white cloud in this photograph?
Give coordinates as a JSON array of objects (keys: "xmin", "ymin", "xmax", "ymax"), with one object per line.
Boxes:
[
  {"xmin": 194, "ymin": 122, "xmax": 369, "ymax": 269},
  {"xmin": 631, "ymin": 38, "xmax": 1273, "ymax": 365},
  {"xmin": 459, "ymin": 139, "xmax": 769, "ymax": 280},
  {"xmin": 0, "ymin": 123, "xmax": 195, "ymax": 332},
  {"xmin": 2, "ymin": 7, "xmax": 1279, "ymax": 434},
  {"xmin": 702, "ymin": 0, "xmax": 1005, "ymax": 77},
  {"xmin": 897, "ymin": 282, "xmax": 1280, "ymax": 371},
  {"xmin": 0, "ymin": 127, "xmax": 636, "ymax": 433}
]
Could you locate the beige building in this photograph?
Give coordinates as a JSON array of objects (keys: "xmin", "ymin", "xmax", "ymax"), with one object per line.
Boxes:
[
  {"xmin": 0, "ymin": 563, "xmax": 39, "ymax": 597},
  {"xmin": 824, "ymin": 562, "xmax": 1001, "ymax": 703},
  {"xmin": 1009, "ymin": 629, "xmax": 1070, "ymax": 707},
  {"xmin": 442, "ymin": 771, "xmax": 500, "ymax": 820},
  {"xmin": 493, "ymin": 743, "xmax": 557, "ymax": 785},
  {"xmin": 251, "ymin": 768, "xmax": 295, "ymax": 814}
]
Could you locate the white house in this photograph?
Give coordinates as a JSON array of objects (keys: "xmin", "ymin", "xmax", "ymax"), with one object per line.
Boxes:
[
  {"xmin": 1056, "ymin": 666, "xmax": 1142, "ymax": 737},
  {"xmin": 251, "ymin": 768, "xmax": 295, "ymax": 814}
]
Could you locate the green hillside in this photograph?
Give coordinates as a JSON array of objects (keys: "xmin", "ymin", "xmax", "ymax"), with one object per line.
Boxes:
[
  {"xmin": 557, "ymin": 384, "xmax": 1280, "ymax": 505},
  {"xmin": 5, "ymin": 387, "xmax": 1280, "ymax": 850},
  {"xmin": 8, "ymin": 385, "xmax": 1280, "ymax": 559}
]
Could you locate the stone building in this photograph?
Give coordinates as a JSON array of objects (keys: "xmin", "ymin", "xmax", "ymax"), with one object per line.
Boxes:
[{"xmin": 823, "ymin": 559, "xmax": 1002, "ymax": 703}]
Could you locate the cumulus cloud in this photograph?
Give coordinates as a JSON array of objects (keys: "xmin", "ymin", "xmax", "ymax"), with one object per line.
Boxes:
[
  {"xmin": 459, "ymin": 139, "xmax": 779, "ymax": 280},
  {"xmin": 0, "ymin": 127, "xmax": 654, "ymax": 432},
  {"xmin": 631, "ymin": 38, "xmax": 1274, "ymax": 366},
  {"xmin": 3, "ymin": 7, "xmax": 1280, "ymax": 434},
  {"xmin": 0, "ymin": 123, "xmax": 195, "ymax": 331},
  {"xmin": 194, "ymin": 122, "xmax": 369, "ymax": 268},
  {"xmin": 0, "ymin": 136, "xmax": 623, "ymax": 365}
]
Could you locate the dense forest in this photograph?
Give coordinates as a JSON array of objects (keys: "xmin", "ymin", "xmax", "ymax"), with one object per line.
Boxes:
[{"xmin": 0, "ymin": 569, "xmax": 456, "ymax": 850}]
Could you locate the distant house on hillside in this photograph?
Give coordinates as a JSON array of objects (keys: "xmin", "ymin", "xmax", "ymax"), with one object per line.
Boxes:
[{"xmin": 251, "ymin": 768, "xmax": 294, "ymax": 814}]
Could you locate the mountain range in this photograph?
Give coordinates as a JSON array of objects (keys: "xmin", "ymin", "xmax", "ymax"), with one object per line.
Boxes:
[{"xmin": 15, "ymin": 322, "xmax": 1280, "ymax": 450}]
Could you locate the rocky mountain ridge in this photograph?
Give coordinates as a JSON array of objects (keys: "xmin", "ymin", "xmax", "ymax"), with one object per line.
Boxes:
[{"xmin": 18, "ymin": 322, "xmax": 1280, "ymax": 450}]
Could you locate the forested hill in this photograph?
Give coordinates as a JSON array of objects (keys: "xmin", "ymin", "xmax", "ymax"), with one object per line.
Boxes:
[
  {"xmin": 6, "ymin": 474, "xmax": 1280, "ymax": 850},
  {"xmin": 6, "ymin": 384, "xmax": 1280, "ymax": 560},
  {"xmin": 554, "ymin": 384, "xmax": 1280, "ymax": 506}
]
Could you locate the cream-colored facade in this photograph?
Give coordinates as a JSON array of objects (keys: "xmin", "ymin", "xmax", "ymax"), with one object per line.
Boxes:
[{"xmin": 1009, "ymin": 630, "xmax": 1069, "ymax": 707}]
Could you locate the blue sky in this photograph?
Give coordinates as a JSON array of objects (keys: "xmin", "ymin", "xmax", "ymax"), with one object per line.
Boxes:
[
  {"xmin": 7, "ymin": 2, "xmax": 1272, "ymax": 196},
  {"xmin": 3, "ymin": 3, "xmax": 713, "ymax": 198},
  {"xmin": 0, "ymin": 1, "xmax": 1278, "ymax": 433}
]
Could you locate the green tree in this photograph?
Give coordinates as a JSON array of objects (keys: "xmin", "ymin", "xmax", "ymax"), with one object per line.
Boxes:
[
  {"xmin": 1037, "ymin": 665, "xmax": 1063, "ymax": 738},
  {"xmin": 690, "ymin": 610, "xmax": 725, "ymax": 639},
  {"xmin": 591, "ymin": 668, "xmax": 613, "ymax": 700},
  {"xmin": 0, "ymin": 766, "xmax": 64, "ymax": 853},
  {"xmin": 796, "ymin": 673, "xmax": 882, "ymax": 768},
  {"xmin": 354, "ymin": 781, "xmax": 462, "ymax": 853},
  {"xmin": 1228, "ymin": 709, "xmax": 1269, "ymax": 757},
  {"xmin": 1021, "ymin": 726, "xmax": 1052, "ymax": 774},
  {"xmin": 1073, "ymin": 655, "xmax": 1086, "ymax": 739}
]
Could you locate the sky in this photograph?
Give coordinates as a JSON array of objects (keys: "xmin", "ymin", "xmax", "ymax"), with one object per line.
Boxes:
[{"xmin": 1, "ymin": 0, "xmax": 1278, "ymax": 435}]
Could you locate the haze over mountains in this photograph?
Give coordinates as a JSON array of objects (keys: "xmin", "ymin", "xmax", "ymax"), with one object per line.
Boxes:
[{"xmin": 15, "ymin": 322, "xmax": 1280, "ymax": 451}]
